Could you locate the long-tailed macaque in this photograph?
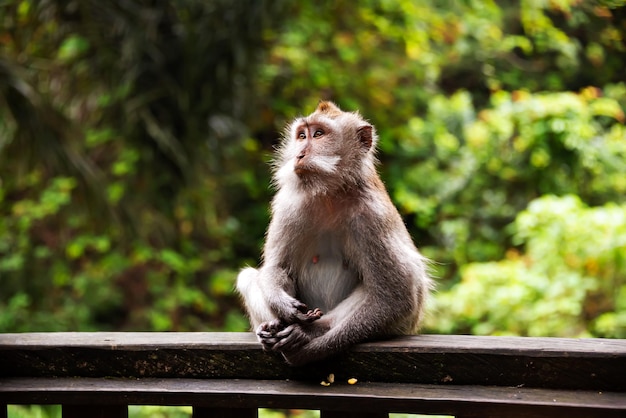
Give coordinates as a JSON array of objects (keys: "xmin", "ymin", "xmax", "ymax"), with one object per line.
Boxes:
[{"xmin": 237, "ymin": 101, "xmax": 432, "ymax": 366}]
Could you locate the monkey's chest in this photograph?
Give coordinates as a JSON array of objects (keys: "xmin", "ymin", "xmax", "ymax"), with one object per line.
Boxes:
[{"xmin": 294, "ymin": 240, "xmax": 359, "ymax": 313}]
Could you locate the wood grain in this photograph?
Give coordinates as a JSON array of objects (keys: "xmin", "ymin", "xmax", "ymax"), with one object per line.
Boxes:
[
  {"xmin": 1, "ymin": 333, "xmax": 624, "ymax": 391},
  {"xmin": 1, "ymin": 378, "xmax": 624, "ymax": 417}
]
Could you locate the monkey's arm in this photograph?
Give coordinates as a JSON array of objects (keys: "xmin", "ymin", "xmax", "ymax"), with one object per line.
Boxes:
[
  {"xmin": 252, "ymin": 262, "xmax": 322, "ymax": 328},
  {"xmin": 256, "ymin": 214, "xmax": 324, "ymax": 326}
]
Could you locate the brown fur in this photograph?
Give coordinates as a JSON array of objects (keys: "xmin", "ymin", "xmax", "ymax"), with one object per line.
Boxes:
[{"xmin": 315, "ymin": 100, "xmax": 344, "ymax": 117}]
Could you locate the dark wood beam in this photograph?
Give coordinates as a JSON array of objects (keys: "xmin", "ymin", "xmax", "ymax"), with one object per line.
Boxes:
[{"xmin": 1, "ymin": 333, "xmax": 625, "ymax": 391}]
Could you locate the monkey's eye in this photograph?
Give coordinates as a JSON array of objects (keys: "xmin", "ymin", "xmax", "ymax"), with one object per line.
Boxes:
[
  {"xmin": 313, "ymin": 129, "xmax": 324, "ymax": 138},
  {"xmin": 298, "ymin": 132, "xmax": 306, "ymax": 140}
]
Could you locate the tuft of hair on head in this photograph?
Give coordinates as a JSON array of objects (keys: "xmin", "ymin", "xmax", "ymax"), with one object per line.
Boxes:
[{"xmin": 315, "ymin": 101, "xmax": 343, "ymax": 117}]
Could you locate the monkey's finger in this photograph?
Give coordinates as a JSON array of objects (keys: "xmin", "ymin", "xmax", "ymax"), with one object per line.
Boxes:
[
  {"xmin": 256, "ymin": 323, "xmax": 271, "ymax": 335},
  {"xmin": 257, "ymin": 332, "xmax": 277, "ymax": 348},
  {"xmin": 310, "ymin": 308, "xmax": 323, "ymax": 317},
  {"xmin": 296, "ymin": 308, "xmax": 323, "ymax": 323},
  {"xmin": 260, "ymin": 339, "xmax": 279, "ymax": 351},
  {"xmin": 257, "ymin": 319, "xmax": 286, "ymax": 336},
  {"xmin": 258, "ymin": 331, "xmax": 284, "ymax": 349},
  {"xmin": 296, "ymin": 313, "xmax": 314, "ymax": 323},
  {"xmin": 268, "ymin": 318, "xmax": 287, "ymax": 333},
  {"xmin": 257, "ymin": 329, "xmax": 274, "ymax": 339},
  {"xmin": 256, "ymin": 326, "xmax": 280, "ymax": 343},
  {"xmin": 273, "ymin": 324, "xmax": 295, "ymax": 339},
  {"xmin": 272, "ymin": 326, "xmax": 305, "ymax": 351},
  {"xmin": 292, "ymin": 300, "xmax": 310, "ymax": 313},
  {"xmin": 273, "ymin": 325, "xmax": 309, "ymax": 352},
  {"xmin": 290, "ymin": 298, "xmax": 309, "ymax": 313}
]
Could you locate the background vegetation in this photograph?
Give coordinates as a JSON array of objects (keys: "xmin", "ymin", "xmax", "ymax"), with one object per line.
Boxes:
[
  {"xmin": 3, "ymin": 1, "xmax": 625, "ymax": 417},
  {"xmin": 1, "ymin": 0, "xmax": 625, "ymax": 370}
]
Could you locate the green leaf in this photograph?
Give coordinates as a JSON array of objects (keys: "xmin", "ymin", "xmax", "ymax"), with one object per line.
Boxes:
[{"xmin": 58, "ymin": 35, "xmax": 90, "ymax": 61}]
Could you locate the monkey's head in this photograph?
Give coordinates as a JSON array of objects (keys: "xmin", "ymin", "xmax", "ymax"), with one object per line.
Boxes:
[{"xmin": 274, "ymin": 101, "xmax": 379, "ymax": 195}]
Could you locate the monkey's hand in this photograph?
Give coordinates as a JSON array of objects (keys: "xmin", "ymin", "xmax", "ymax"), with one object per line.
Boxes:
[{"xmin": 277, "ymin": 298, "xmax": 323, "ymax": 324}]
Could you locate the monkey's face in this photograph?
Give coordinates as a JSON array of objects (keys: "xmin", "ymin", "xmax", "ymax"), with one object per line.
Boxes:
[
  {"xmin": 292, "ymin": 119, "xmax": 341, "ymax": 177},
  {"xmin": 274, "ymin": 102, "xmax": 378, "ymax": 194}
]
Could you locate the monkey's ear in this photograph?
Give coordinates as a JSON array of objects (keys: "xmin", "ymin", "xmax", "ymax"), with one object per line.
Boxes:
[{"xmin": 357, "ymin": 125, "xmax": 373, "ymax": 150}]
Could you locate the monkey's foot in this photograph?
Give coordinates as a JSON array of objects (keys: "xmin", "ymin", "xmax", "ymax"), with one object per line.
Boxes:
[
  {"xmin": 256, "ymin": 319, "xmax": 288, "ymax": 351},
  {"xmin": 271, "ymin": 323, "xmax": 311, "ymax": 353}
]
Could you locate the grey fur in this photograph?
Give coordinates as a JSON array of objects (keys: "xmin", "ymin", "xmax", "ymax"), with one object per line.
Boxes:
[{"xmin": 236, "ymin": 102, "xmax": 432, "ymax": 366}]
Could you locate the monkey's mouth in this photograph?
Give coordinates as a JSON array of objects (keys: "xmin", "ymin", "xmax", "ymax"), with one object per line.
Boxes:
[
  {"xmin": 294, "ymin": 163, "xmax": 314, "ymax": 177},
  {"xmin": 294, "ymin": 167, "xmax": 309, "ymax": 176}
]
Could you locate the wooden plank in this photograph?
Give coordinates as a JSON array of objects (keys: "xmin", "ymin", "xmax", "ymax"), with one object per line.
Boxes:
[
  {"xmin": 0, "ymin": 332, "xmax": 260, "ymax": 350},
  {"xmin": 193, "ymin": 406, "xmax": 257, "ymax": 418},
  {"xmin": 1, "ymin": 332, "xmax": 622, "ymax": 356},
  {"xmin": 0, "ymin": 377, "xmax": 624, "ymax": 417},
  {"xmin": 1, "ymin": 333, "xmax": 624, "ymax": 391},
  {"xmin": 63, "ymin": 404, "xmax": 128, "ymax": 418}
]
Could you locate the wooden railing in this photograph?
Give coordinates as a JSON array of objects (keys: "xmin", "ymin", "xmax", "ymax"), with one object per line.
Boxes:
[{"xmin": 1, "ymin": 333, "xmax": 625, "ymax": 418}]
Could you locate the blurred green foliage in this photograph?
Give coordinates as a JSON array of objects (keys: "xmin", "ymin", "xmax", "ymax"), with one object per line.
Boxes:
[
  {"xmin": 430, "ymin": 195, "xmax": 626, "ymax": 337},
  {"xmin": 0, "ymin": 0, "xmax": 281, "ymax": 333},
  {"xmin": 1, "ymin": 0, "xmax": 625, "ymax": 344}
]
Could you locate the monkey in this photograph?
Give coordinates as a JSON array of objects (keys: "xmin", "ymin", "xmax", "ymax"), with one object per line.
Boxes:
[{"xmin": 236, "ymin": 101, "xmax": 432, "ymax": 366}]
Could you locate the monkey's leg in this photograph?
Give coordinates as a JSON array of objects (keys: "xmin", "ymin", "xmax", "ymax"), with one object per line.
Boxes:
[
  {"xmin": 237, "ymin": 268, "xmax": 293, "ymax": 350},
  {"xmin": 236, "ymin": 267, "xmax": 275, "ymax": 330},
  {"xmin": 278, "ymin": 286, "xmax": 370, "ymax": 366}
]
